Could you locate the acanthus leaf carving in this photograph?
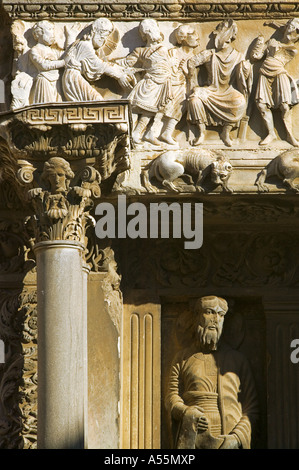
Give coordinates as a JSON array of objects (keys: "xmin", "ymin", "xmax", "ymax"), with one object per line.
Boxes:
[{"xmin": 21, "ymin": 156, "xmax": 101, "ymax": 244}]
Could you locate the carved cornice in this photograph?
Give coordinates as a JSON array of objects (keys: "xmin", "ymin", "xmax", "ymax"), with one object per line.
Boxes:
[
  {"xmin": 0, "ymin": 101, "xmax": 132, "ymax": 165},
  {"xmin": 3, "ymin": 2, "xmax": 299, "ymax": 21}
]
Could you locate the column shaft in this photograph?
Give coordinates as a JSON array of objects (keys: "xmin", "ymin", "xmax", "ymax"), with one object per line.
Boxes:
[{"xmin": 35, "ymin": 241, "xmax": 85, "ymax": 449}]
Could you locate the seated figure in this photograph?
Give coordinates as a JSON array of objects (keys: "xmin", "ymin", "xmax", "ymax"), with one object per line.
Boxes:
[{"xmin": 187, "ymin": 19, "xmax": 252, "ymax": 147}]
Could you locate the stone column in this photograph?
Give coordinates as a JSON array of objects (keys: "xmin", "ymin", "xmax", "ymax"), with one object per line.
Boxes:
[
  {"xmin": 35, "ymin": 240, "xmax": 85, "ymax": 449},
  {"xmin": 18, "ymin": 157, "xmax": 102, "ymax": 449},
  {"xmin": 82, "ymin": 263, "xmax": 90, "ymax": 449}
]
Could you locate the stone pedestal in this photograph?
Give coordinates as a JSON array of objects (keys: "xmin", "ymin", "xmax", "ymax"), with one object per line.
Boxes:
[{"xmin": 34, "ymin": 240, "xmax": 85, "ymax": 449}]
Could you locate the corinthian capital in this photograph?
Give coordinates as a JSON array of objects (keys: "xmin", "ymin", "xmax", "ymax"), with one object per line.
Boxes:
[{"xmin": 18, "ymin": 156, "xmax": 101, "ymax": 245}]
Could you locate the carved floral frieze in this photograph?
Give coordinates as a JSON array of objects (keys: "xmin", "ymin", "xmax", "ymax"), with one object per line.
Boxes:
[
  {"xmin": 122, "ymin": 231, "xmax": 299, "ymax": 290},
  {"xmin": 4, "ymin": 3, "xmax": 299, "ymax": 22}
]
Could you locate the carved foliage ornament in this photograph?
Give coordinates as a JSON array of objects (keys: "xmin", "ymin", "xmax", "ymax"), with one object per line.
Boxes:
[
  {"xmin": 123, "ymin": 231, "xmax": 299, "ymax": 290},
  {"xmin": 17, "ymin": 156, "xmax": 101, "ymax": 244},
  {"xmin": 0, "ymin": 288, "xmax": 37, "ymax": 449},
  {"xmin": 4, "ymin": 3, "xmax": 299, "ymax": 21}
]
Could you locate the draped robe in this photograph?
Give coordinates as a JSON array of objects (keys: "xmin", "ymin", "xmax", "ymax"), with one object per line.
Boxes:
[
  {"xmin": 187, "ymin": 48, "xmax": 249, "ymax": 126},
  {"xmin": 62, "ymin": 39, "xmax": 124, "ymax": 102},
  {"xmin": 121, "ymin": 44, "xmax": 173, "ymax": 113},
  {"xmin": 165, "ymin": 341, "xmax": 259, "ymax": 449},
  {"xmin": 255, "ymin": 39, "xmax": 299, "ymax": 108}
]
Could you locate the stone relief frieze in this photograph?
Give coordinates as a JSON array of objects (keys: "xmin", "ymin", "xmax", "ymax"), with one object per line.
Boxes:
[
  {"xmin": 142, "ymin": 149, "xmax": 233, "ymax": 193},
  {"xmin": 255, "ymin": 148, "xmax": 299, "ymax": 192},
  {"xmin": 186, "ymin": 18, "xmax": 252, "ymax": 148},
  {"xmin": 6, "ymin": 17, "xmax": 299, "ymax": 151},
  {"xmin": 121, "ymin": 231, "xmax": 299, "ymax": 290},
  {"xmin": 253, "ymin": 19, "xmax": 299, "ymax": 147},
  {"xmin": 3, "ymin": 16, "xmax": 299, "ymax": 195}
]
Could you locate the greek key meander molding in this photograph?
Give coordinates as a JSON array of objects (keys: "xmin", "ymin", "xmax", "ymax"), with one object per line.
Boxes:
[
  {"xmin": 3, "ymin": 3, "xmax": 299, "ymax": 21},
  {"xmin": 9, "ymin": 102, "xmax": 128, "ymax": 125}
]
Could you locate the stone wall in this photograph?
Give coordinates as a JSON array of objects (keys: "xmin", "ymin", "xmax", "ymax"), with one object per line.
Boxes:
[{"xmin": 0, "ymin": 0, "xmax": 299, "ymax": 449}]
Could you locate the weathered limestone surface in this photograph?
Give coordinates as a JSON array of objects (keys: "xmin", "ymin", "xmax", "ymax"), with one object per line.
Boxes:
[{"xmin": 0, "ymin": 0, "xmax": 299, "ymax": 450}]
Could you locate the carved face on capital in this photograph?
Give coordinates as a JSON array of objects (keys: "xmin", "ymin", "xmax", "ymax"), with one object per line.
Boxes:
[
  {"xmin": 42, "ymin": 157, "xmax": 74, "ymax": 195},
  {"xmin": 194, "ymin": 296, "xmax": 228, "ymax": 350}
]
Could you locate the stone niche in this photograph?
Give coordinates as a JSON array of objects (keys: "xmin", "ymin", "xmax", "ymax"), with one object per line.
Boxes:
[{"xmin": 0, "ymin": 0, "xmax": 299, "ymax": 450}]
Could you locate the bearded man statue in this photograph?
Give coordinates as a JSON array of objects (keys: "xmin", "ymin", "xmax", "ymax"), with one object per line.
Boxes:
[{"xmin": 165, "ymin": 296, "xmax": 259, "ymax": 449}]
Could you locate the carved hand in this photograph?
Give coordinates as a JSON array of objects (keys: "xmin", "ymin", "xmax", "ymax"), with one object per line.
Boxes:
[
  {"xmin": 218, "ymin": 434, "xmax": 240, "ymax": 449},
  {"xmin": 184, "ymin": 406, "xmax": 208, "ymax": 433},
  {"xmin": 118, "ymin": 73, "xmax": 136, "ymax": 90},
  {"xmin": 196, "ymin": 415, "xmax": 209, "ymax": 433}
]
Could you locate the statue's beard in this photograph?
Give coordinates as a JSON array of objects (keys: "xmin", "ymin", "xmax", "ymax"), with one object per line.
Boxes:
[{"xmin": 196, "ymin": 325, "xmax": 221, "ymax": 351}]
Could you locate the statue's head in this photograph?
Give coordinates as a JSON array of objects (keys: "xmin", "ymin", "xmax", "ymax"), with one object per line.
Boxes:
[
  {"xmin": 91, "ymin": 18, "xmax": 114, "ymax": 49},
  {"xmin": 213, "ymin": 19, "xmax": 238, "ymax": 51},
  {"xmin": 174, "ymin": 24, "xmax": 199, "ymax": 48},
  {"xmin": 139, "ymin": 19, "xmax": 163, "ymax": 45},
  {"xmin": 283, "ymin": 18, "xmax": 299, "ymax": 43},
  {"xmin": 42, "ymin": 157, "xmax": 74, "ymax": 194},
  {"xmin": 193, "ymin": 296, "xmax": 228, "ymax": 350},
  {"xmin": 32, "ymin": 20, "xmax": 55, "ymax": 47}
]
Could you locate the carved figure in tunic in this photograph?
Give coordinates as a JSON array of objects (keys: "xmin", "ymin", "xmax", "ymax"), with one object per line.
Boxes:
[
  {"xmin": 29, "ymin": 21, "xmax": 65, "ymax": 105},
  {"xmin": 116, "ymin": 19, "xmax": 173, "ymax": 144},
  {"xmin": 187, "ymin": 19, "xmax": 252, "ymax": 147},
  {"xmin": 165, "ymin": 296, "xmax": 258, "ymax": 449},
  {"xmin": 10, "ymin": 20, "xmax": 33, "ymax": 109},
  {"xmin": 145, "ymin": 24, "xmax": 200, "ymax": 146},
  {"xmin": 253, "ymin": 18, "xmax": 299, "ymax": 146},
  {"xmin": 62, "ymin": 18, "xmax": 134, "ymax": 102}
]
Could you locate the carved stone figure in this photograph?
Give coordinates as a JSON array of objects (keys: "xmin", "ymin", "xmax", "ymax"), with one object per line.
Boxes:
[
  {"xmin": 165, "ymin": 296, "xmax": 258, "ymax": 449},
  {"xmin": 116, "ymin": 19, "xmax": 173, "ymax": 144},
  {"xmin": 256, "ymin": 148, "xmax": 299, "ymax": 192},
  {"xmin": 10, "ymin": 20, "xmax": 32, "ymax": 109},
  {"xmin": 142, "ymin": 149, "xmax": 233, "ymax": 193},
  {"xmin": 146, "ymin": 24, "xmax": 200, "ymax": 146},
  {"xmin": 253, "ymin": 19, "xmax": 299, "ymax": 146},
  {"xmin": 28, "ymin": 21, "xmax": 65, "ymax": 105},
  {"xmin": 187, "ymin": 19, "xmax": 252, "ymax": 147},
  {"xmin": 62, "ymin": 18, "xmax": 135, "ymax": 102}
]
